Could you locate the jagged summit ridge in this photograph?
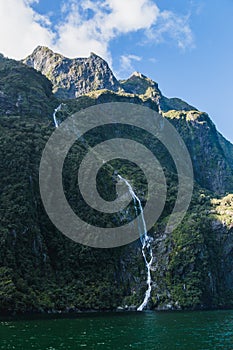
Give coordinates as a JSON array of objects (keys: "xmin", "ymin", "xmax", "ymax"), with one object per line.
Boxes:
[
  {"xmin": 23, "ymin": 46, "xmax": 120, "ymax": 99},
  {"xmin": 23, "ymin": 46, "xmax": 197, "ymax": 113}
]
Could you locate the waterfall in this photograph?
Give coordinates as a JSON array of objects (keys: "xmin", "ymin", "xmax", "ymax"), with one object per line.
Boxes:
[
  {"xmin": 118, "ymin": 175, "xmax": 153, "ymax": 311},
  {"xmin": 156, "ymin": 96, "xmax": 162, "ymax": 115},
  {"xmin": 53, "ymin": 104, "xmax": 63, "ymax": 128}
]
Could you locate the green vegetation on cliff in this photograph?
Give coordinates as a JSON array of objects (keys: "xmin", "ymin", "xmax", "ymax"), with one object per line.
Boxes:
[{"xmin": 0, "ymin": 51, "xmax": 232, "ymax": 314}]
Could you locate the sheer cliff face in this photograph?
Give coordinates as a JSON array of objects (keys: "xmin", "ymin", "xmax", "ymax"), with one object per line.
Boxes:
[
  {"xmin": 163, "ymin": 110, "xmax": 233, "ymax": 195},
  {"xmin": 22, "ymin": 46, "xmax": 120, "ymax": 99},
  {"xmin": 0, "ymin": 48, "xmax": 232, "ymax": 313}
]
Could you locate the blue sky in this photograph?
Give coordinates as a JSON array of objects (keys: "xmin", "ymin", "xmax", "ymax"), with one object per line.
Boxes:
[{"xmin": 0, "ymin": 0, "xmax": 232, "ymax": 142}]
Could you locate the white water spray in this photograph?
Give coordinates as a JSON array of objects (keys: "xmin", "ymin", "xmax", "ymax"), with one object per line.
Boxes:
[
  {"xmin": 53, "ymin": 104, "xmax": 63, "ymax": 128},
  {"xmin": 118, "ymin": 175, "xmax": 153, "ymax": 311}
]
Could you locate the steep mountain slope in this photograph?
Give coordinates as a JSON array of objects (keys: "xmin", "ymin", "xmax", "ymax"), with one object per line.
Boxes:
[
  {"xmin": 163, "ymin": 110, "xmax": 233, "ymax": 194},
  {"xmin": 57, "ymin": 89, "xmax": 233, "ymax": 195},
  {"xmin": 22, "ymin": 47, "xmax": 233, "ymax": 194},
  {"xmin": 218, "ymin": 132, "xmax": 233, "ymax": 169},
  {"xmin": 0, "ymin": 54, "xmax": 57, "ymax": 117},
  {"xmin": 0, "ymin": 50, "xmax": 232, "ymax": 313},
  {"xmin": 120, "ymin": 71, "xmax": 197, "ymax": 112}
]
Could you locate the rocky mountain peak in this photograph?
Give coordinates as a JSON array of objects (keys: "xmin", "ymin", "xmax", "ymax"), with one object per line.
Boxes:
[
  {"xmin": 121, "ymin": 71, "xmax": 160, "ymax": 96},
  {"xmin": 22, "ymin": 47, "xmax": 198, "ymax": 113},
  {"xmin": 130, "ymin": 71, "xmax": 146, "ymax": 78},
  {"xmin": 89, "ymin": 52, "xmax": 102, "ymax": 59},
  {"xmin": 23, "ymin": 47, "xmax": 120, "ymax": 99},
  {"xmin": 32, "ymin": 45, "xmax": 55, "ymax": 55}
]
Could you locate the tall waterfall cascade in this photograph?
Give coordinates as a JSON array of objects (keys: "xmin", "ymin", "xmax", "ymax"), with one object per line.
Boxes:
[
  {"xmin": 118, "ymin": 175, "xmax": 154, "ymax": 311},
  {"xmin": 53, "ymin": 104, "xmax": 65, "ymax": 128}
]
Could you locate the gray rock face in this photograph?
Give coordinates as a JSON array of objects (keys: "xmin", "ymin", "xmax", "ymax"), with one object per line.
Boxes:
[
  {"xmin": 120, "ymin": 71, "xmax": 161, "ymax": 97},
  {"xmin": 23, "ymin": 46, "xmax": 120, "ymax": 99},
  {"xmin": 120, "ymin": 71, "xmax": 196, "ymax": 112}
]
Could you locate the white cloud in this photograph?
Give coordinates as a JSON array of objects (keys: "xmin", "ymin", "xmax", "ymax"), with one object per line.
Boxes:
[
  {"xmin": 53, "ymin": 0, "xmax": 159, "ymax": 62},
  {"xmin": 53, "ymin": 1, "xmax": 110, "ymax": 62},
  {"xmin": 146, "ymin": 11, "xmax": 194, "ymax": 50},
  {"xmin": 0, "ymin": 0, "xmax": 54, "ymax": 59},
  {"xmin": 0, "ymin": 0, "xmax": 194, "ymax": 61},
  {"xmin": 102, "ymin": 0, "xmax": 159, "ymax": 34}
]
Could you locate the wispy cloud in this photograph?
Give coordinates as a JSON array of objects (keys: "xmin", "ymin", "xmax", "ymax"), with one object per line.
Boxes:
[
  {"xmin": 118, "ymin": 54, "xmax": 142, "ymax": 77},
  {"xmin": 0, "ymin": 0, "xmax": 194, "ymax": 60},
  {"xmin": 54, "ymin": 0, "xmax": 160, "ymax": 62},
  {"xmin": 146, "ymin": 10, "xmax": 194, "ymax": 50}
]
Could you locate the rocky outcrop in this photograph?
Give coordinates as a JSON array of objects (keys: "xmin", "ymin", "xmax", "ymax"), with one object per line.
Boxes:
[
  {"xmin": 120, "ymin": 71, "xmax": 161, "ymax": 97},
  {"xmin": 23, "ymin": 46, "xmax": 120, "ymax": 99},
  {"xmin": 120, "ymin": 71, "xmax": 196, "ymax": 112}
]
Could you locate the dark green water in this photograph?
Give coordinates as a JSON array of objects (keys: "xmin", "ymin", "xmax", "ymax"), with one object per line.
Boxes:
[{"xmin": 1, "ymin": 310, "xmax": 233, "ymax": 350}]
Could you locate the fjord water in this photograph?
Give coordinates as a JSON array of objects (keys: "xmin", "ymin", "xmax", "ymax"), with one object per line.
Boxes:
[{"xmin": 1, "ymin": 311, "xmax": 233, "ymax": 350}]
